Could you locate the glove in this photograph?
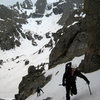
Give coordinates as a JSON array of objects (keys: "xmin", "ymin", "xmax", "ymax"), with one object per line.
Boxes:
[
  {"xmin": 87, "ymin": 80, "xmax": 90, "ymax": 85},
  {"xmin": 62, "ymin": 83, "xmax": 66, "ymax": 86}
]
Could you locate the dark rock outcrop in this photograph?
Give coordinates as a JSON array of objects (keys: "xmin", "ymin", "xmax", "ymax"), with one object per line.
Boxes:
[
  {"xmin": 35, "ymin": 0, "xmax": 47, "ymax": 14},
  {"xmin": 79, "ymin": 0, "xmax": 100, "ymax": 72},
  {"xmin": 21, "ymin": 0, "xmax": 33, "ymax": 9},
  {"xmin": 0, "ymin": 5, "xmax": 27, "ymax": 50},
  {"xmin": 53, "ymin": 0, "xmax": 65, "ymax": 15},
  {"xmin": 0, "ymin": 5, "xmax": 17, "ymax": 19},
  {"xmin": 15, "ymin": 65, "xmax": 52, "ymax": 100},
  {"xmin": 29, "ymin": 0, "xmax": 47, "ymax": 18},
  {"xmin": 49, "ymin": 10, "xmax": 87, "ymax": 68},
  {"xmin": 30, "ymin": 12, "xmax": 44, "ymax": 18},
  {"xmin": 12, "ymin": 0, "xmax": 33, "ymax": 10},
  {"xmin": 58, "ymin": 0, "xmax": 84, "ymax": 25},
  {"xmin": 0, "ymin": 60, "xmax": 3, "ymax": 65}
]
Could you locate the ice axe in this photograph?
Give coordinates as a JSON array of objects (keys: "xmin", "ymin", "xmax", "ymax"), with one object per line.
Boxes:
[
  {"xmin": 87, "ymin": 84, "xmax": 92, "ymax": 95},
  {"xmin": 59, "ymin": 84, "xmax": 66, "ymax": 86}
]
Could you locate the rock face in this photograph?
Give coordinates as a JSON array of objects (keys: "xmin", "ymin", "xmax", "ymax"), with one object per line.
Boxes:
[
  {"xmin": 58, "ymin": 0, "xmax": 84, "ymax": 25},
  {"xmin": 49, "ymin": 10, "xmax": 88, "ymax": 68},
  {"xmin": 12, "ymin": 0, "xmax": 33, "ymax": 10},
  {"xmin": 0, "ymin": 5, "xmax": 25, "ymax": 50},
  {"xmin": 35, "ymin": 0, "xmax": 47, "ymax": 14},
  {"xmin": 21, "ymin": 0, "xmax": 33, "ymax": 9},
  {"xmin": 0, "ymin": 4, "xmax": 39, "ymax": 50},
  {"xmin": 30, "ymin": 0, "xmax": 47, "ymax": 18},
  {"xmin": 79, "ymin": 0, "xmax": 100, "ymax": 72}
]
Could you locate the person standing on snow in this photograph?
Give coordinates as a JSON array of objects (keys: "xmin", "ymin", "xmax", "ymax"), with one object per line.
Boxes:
[
  {"xmin": 36, "ymin": 86, "xmax": 44, "ymax": 97},
  {"xmin": 62, "ymin": 62, "xmax": 90, "ymax": 100}
]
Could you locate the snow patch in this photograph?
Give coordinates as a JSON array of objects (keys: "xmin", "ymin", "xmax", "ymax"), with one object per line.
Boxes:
[
  {"xmin": 67, "ymin": 21, "xmax": 78, "ymax": 28},
  {"xmin": 26, "ymin": 55, "xmax": 100, "ymax": 100}
]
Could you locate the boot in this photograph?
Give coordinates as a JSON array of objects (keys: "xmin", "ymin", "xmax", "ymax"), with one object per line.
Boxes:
[{"xmin": 66, "ymin": 96, "xmax": 70, "ymax": 100}]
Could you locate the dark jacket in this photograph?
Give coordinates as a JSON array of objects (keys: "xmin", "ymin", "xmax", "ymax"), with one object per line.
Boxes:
[
  {"xmin": 36, "ymin": 86, "xmax": 44, "ymax": 93},
  {"xmin": 63, "ymin": 68, "xmax": 90, "ymax": 86}
]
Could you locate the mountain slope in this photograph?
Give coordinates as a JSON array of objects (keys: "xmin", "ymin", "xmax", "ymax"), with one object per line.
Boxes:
[
  {"xmin": 26, "ymin": 56, "xmax": 100, "ymax": 100},
  {"xmin": 0, "ymin": 4, "xmax": 62, "ymax": 100},
  {"xmin": 0, "ymin": 0, "xmax": 86, "ymax": 99}
]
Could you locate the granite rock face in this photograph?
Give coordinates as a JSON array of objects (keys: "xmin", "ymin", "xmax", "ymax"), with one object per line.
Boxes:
[
  {"xmin": 79, "ymin": 0, "xmax": 100, "ymax": 72},
  {"xmin": 58, "ymin": 0, "xmax": 84, "ymax": 25},
  {"xmin": 49, "ymin": 10, "xmax": 88, "ymax": 68},
  {"xmin": 0, "ymin": 5, "xmax": 25, "ymax": 50}
]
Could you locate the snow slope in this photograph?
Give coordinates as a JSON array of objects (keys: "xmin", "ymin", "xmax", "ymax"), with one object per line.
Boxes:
[
  {"xmin": 0, "ymin": 14, "xmax": 62, "ymax": 99},
  {"xmin": 26, "ymin": 56, "xmax": 100, "ymax": 100},
  {"xmin": 0, "ymin": 1, "xmax": 99, "ymax": 100},
  {"xmin": 0, "ymin": 47, "xmax": 50, "ymax": 99},
  {"xmin": 0, "ymin": 0, "xmax": 63, "ymax": 99}
]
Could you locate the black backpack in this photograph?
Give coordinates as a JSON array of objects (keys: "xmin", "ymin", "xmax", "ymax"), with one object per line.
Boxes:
[{"xmin": 37, "ymin": 86, "xmax": 41, "ymax": 92}]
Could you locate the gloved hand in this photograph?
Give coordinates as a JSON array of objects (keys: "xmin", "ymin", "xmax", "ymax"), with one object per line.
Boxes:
[
  {"xmin": 87, "ymin": 80, "xmax": 90, "ymax": 85},
  {"xmin": 62, "ymin": 83, "xmax": 66, "ymax": 86}
]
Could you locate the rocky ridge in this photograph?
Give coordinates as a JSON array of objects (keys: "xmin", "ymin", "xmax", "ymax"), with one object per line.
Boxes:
[
  {"xmin": 49, "ymin": 9, "xmax": 87, "ymax": 69},
  {"xmin": 79, "ymin": 0, "xmax": 100, "ymax": 72}
]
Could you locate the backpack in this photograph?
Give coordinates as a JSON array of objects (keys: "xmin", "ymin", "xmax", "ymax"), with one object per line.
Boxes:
[
  {"xmin": 37, "ymin": 86, "xmax": 40, "ymax": 92},
  {"xmin": 65, "ymin": 68, "xmax": 76, "ymax": 83}
]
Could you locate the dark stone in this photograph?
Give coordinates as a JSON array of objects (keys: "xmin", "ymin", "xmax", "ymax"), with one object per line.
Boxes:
[
  {"xmin": 53, "ymin": 6, "xmax": 63, "ymax": 15},
  {"xmin": 35, "ymin": 0, "xmax": 47, "ymax": 14},
  {"xmin": 35, "ymin": 20, "xmax": 42, "ymax": 25},
  {"xmin": 45, "ymin": 13, "xmax": 52, "ymax": 17},
  {"xmin": 0, "ymin": 5, "xmax": 26, "ymax": 50},
  {"xmin": 58, "ymin": 0, "xmax": 84, "ymax": 25},
  {"xmin": 32, "ymin": 40, "xmax": 38, "ymax": 46},
  {"xmin": 53, "ymin": 1, "xmax": 65, "ymax": 15},
  {"xmin": 30, "ymin": 13, "xmax": 43, "ymax": 18},
  {"xmin": 15, "ymin": 40, "xmax": 21, "ymax": 47},
  {"xmin": 0, "ymin": 60, "xmax": 3, "ymax": 65},
  {"xmin": 34, "ymin": 34, "xmax": 43, "ymax": 40},
  {"xmin": 45, "ymin": 39, "xmax": 53, "ymax": 48},
  {"xmin": 46, "ymin": 4, "xmax": 52, "ymax": 10},
  {"xmin": 25, "ymin": 60, "xmax": 29, "ymax": 65},
  {"xmin": 25, "ymin": 31, "xmax": 33, "ymax": 40},
  {"xmin": 79, "ymin": 0, "xmax": 100, "ymax": 72},
  {"xmin": 45, "ymin": 32, "xmax": 51, "ymax": 38},
  {"xmin": 15, "ymin": 65, "xmax": 52, "ymax": 100},
  {"xmin": 21, "ymin": 0, "xmax": 33, "ymax": 9},
  {"xmin": 0, "ymin": 5, "xmax": 17, "ymax": 19},
  {"xmin": 49, "ymin": 12, "xmax": 88, "ymax": 69}
]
